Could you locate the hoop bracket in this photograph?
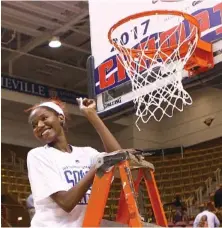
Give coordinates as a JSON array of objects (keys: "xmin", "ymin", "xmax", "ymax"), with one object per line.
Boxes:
[{"xmin": 185, "ymin": 40, "xmax": 214, "ymax": 76}]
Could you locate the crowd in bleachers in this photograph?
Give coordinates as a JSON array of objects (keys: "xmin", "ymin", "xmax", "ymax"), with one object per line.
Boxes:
[
  {"xmin": 1, "ymin": 151, "xmax": 31, "ymax": 227},
  {"xmin": 139, "ymin": 144, "xmax": 222, "ymax": 226},
  {"xmin": 1, "ymin": 138, "xmax": 222, "ymax": 227},
  {"xmin": 143, "ymin": 188, "xmax": 222, "ymax": 227}
]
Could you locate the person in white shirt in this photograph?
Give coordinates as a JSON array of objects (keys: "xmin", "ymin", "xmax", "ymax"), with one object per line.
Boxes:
[
  {"xmin": 193, "ymin": 202, "xmax": 220, "ymax": 228},
  {"xmin": 26, "ymin": 98, "xmax": 124, "ymax": 227}
]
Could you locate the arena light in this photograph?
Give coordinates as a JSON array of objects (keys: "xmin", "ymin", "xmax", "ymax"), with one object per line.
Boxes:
[{"xmin": 49, "ymin": 37, "xmax": 61, "ymax": 48}]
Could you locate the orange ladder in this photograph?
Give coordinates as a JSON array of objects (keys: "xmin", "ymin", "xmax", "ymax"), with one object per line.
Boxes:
[{"xmin": 83, "ymin": 150, "xmax": 167, "ymax": 227}]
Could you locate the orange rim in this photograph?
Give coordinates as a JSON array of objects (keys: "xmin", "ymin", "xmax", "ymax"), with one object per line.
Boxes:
[{"xmin": 108, "ymin": 10, "xmax": 200, "ymax": 57}]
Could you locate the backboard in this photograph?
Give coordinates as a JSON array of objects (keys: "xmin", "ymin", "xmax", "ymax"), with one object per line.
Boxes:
[{"xmin": 88, "ymin": 0, "xmax": 222, "ymax": 118}]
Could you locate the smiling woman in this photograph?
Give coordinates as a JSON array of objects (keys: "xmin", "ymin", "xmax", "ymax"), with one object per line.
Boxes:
[
  {"xmin": 27, "ymin": 100, "xmax": 68, "ymax": 145},
  {"xmin": 25, "ymin": 98, "xmax": 123, "ymax": 227}
]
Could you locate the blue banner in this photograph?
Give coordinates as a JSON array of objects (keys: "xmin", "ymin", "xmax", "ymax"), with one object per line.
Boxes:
[{"xmin": 1, "ymin": 75, "xmax": 87, "ymax": 105}]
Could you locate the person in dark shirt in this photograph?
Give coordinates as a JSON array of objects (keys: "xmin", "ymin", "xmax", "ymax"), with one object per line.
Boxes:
[
  {"xmin": 174, "ymin": 194, "xmax": 183, "ymax": 207},
  {"xmin": 164, "ymin": 193, "xmax": 184, "ymax": 223},
  {"xmin": 173, "ymin": 194, "xmax": 184, "ymax": 223},
  {"xmin": 214, "ymin": 185, "xmax": 222, "ymax": 209},
  {"xmin": 164, "ymin": 193, "xmax": 183, "ymax": 207}
]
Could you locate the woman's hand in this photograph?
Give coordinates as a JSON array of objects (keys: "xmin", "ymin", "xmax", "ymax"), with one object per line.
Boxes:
[
  {"xmin": 76, "ymin": 98, "xmax": 97, "ymax": 117},
  {"xmin": 76, "ymin": 97, "xmax": 122, "ymax": 152}
]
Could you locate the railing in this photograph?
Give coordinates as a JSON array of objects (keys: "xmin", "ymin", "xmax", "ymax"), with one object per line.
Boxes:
[
  {"xmin": 195, "ymin": 186, "xmax": 203, "ymax": 205},
  {"xmin": 2, "ymin": 150, "xmax": 27, "ymax": 173},
  {"xmin": 186, "ymin": 166, "xmax": 221, "ymax": 217},
  {"xmin": 204, "ymin": 177, "xmax": 213, "ymax": 197},
  {"xmin": 185, "ymin": 196, "xmax": 194, "ymax": 217},
  {"xmin": 194, "ymin": 176, "xmax": 213, "ymax": 206},
  {"xmin": 214, "ymin": 168, "xmax": 221, "ymax": 187}
]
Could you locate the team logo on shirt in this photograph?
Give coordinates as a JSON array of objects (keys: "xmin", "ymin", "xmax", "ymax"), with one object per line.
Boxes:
[{"xmin": 63, "ymin": 166, "xmax": 91, "ymax": 205}]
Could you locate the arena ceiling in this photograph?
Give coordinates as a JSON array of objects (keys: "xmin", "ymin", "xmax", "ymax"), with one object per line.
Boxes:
[
  {"xmin": 1, "ymin": 1, "xmax": 91, "ymax": 94},
  {"xmin": 1, "ymin": 1, "xmax": 128, "ymax": 138}
]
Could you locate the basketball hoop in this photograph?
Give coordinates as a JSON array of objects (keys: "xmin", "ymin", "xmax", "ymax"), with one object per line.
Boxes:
[{"xmin": 108, "ymin": 10, "xmax": 213, "ymax": 130}]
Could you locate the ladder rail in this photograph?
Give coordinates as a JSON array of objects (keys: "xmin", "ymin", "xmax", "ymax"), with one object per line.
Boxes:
[
  {"xmin": 82, "ymin": 169, "xmax": 114, "ymax": 227},
  {"xmin": 143, "ymin": 169, "xmax": 168, "ymax": 227},
  {"xmin": 118, "ymin": 161, "xmax": 143, "ymax": 227}
]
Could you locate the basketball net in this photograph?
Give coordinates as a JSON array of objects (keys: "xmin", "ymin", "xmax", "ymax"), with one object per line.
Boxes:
[{"xmin": 108, "ymin": 11, "xmax": 199, "ymax": 130}]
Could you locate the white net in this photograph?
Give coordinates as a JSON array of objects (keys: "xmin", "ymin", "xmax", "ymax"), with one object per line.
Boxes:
[{"xmin": 109, "ymin": 12, "xmax": 199, "ymax": 130}]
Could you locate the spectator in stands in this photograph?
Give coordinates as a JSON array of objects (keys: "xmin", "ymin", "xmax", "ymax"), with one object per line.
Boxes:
[
  {"xmin": 199, "ymin": 204, "xmax": 205, "ymax": 213},
  {"xmin": 174, "ymin": 193, "xmax": 183, "ymax": 207},
  {"xmin": 163, "ymin": 193, "xmax": 185, "ymax": 223},
  {"xmin": 193, "ymin": 202, "xmax": 220, "ymax": 228},
  {"xmin": 26, "ymin": 98, "xmax": 124, "ymax": 227},
  {"xmin": 182, "ymin": 207, "xmax": 189, "ymax": 224},
  {"xmin": 214, "ymin": 185, "xmax": 222, "ymax": 209},
  {"xmin": 26, "ymin": 194, "xmax": 35, "ymax": 221},
  {"xmin": 166, "ymin": 193, "xmax": 184, "ymax": 223},
  {"xmin": 147, "ymin": 208, "xmax": 155, "ymax": 223},
  {"xmin": 215, "ymin": 209, "xmax": 222, "ymax": 224},
  {"xmin": 164, "ymin": 193, "xmax": 183, "ymax": 208},
  {"xmin": 198, "ymin": 215, "xmax": 208, "ymax": 227}
]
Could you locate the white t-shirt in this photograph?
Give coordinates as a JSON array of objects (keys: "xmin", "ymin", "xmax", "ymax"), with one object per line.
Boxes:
[
  {"xmin": 193, "ymin": 210, "xmax": 220, "ymax": 228},
  {"xmin": 27, "ymin": 145, "xmax": 101, "ymax": 227}
]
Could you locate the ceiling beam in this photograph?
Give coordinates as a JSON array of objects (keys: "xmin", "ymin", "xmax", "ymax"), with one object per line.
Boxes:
[
  {"xmin": 2, "ymin": 10, "xmax": 89, "ymax": 65},
  {"xmin": 2, "ymin": 47, "xmax": 87, "ymax": 72},
  {"xmin": 71, "ymin": 28, "xmax": 90, "ymax": 37},
  {"xmin": 54, "ymin": 11, "xmax": 89, "ymax": 35},
  {"xmin": 3, "ymin": 2, "xmax": 67, "ymax": 22},
  {"xmin": 2, "ymin": 16, "xmax": 90, "ymax": 40},
  {"xmin": 2, "ymin": 5, "xmax": 90, "ymax": 37},
  {"xmin": 1, "ymin": 26, "xmax": 90, "ymax": 54},
  {"xmin": 2, "ymin": 20, "xmax": 43, "ymax": 37},
  {"xmin": 46, "ymin": 2, "xmax": 82, "ymax": 14},
  {"xmin": 2, "ymin": 6, "xmax": 61, "ymax": 30},
  {"xmin": 73, "ymin": 78, "xmax": 88, "ymax": 89},
  {"xmin": 62, "ymin": 43, "xmax": 90, "ymax": 55}
]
